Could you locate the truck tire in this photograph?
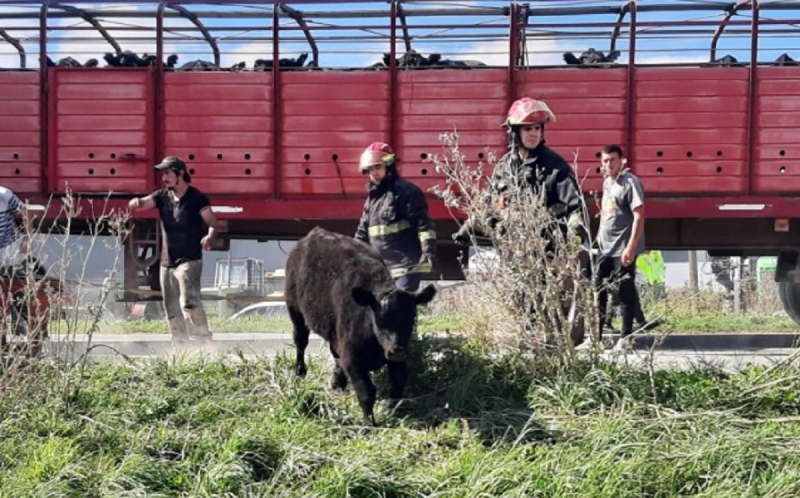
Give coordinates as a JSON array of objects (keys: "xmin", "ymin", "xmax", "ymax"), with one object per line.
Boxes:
[{"xmin": 779, "ymin": 281, "xmax": 800, "ymax": 326}]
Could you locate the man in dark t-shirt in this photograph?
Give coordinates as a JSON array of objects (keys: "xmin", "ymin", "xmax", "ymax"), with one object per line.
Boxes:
[{"xmin": 129, "ymin": 156, "xmax": 219, "ymax": 343}]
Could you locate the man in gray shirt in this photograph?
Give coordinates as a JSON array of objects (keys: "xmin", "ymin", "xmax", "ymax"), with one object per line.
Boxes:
[{"xmin": 593, "ymin": 144, "xmax": 646, "ymax": 349}]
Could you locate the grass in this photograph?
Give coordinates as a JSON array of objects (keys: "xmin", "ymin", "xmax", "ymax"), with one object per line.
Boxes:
[{"xmin": 3, "ymin": 337, "xmax": 800, "ymax": 496}]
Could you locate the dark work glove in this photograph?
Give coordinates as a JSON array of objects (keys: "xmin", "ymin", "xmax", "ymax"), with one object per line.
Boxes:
[
  {"xmin": 416, "ymin": 253, "xmax": 434, "ymax": 272},
  {"xmin": 451, "ymin": 225, "xmax": 471, "ymax": 246}
]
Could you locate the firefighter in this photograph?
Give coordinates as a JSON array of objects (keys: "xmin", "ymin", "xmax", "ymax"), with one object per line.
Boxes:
[
  {"xmin": 355, "ymin": 142, "xmax": 437, "ymax": 292},
  {"xmin": 453, "ymin": 97, "xmax": 588, "ymax": 249},
  {"xmin": 452, "ymin": 97, "xmax": 590, "ymax": 344}
]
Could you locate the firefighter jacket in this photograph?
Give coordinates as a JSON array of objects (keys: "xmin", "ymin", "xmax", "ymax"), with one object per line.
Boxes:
[
  {"xmin": 490, "ymin": 142, "xmax": 589, "ymax": 248},
  {"xmin": 355, "ymin": 172, "xmax": 437, "ymax": 278}
]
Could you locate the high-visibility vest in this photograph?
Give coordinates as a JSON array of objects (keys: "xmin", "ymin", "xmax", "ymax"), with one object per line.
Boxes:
[{"xmin": 637, "ymin": 250, "xmax": 665, "ymax": 285}]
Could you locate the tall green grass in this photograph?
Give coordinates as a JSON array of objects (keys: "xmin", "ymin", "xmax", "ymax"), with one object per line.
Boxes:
[{"xmin": 2, "ymin": 337, "xmax": 800, "ymax": 496}]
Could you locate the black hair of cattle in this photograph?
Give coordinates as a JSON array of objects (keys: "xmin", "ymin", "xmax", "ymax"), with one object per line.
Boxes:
[{"xmin": 285, "ymin": 227, "xmax": 436, "ymax": 426}]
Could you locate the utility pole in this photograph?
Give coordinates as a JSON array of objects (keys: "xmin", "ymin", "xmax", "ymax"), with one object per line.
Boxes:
[{"xmin": 688, "ymin": 250, "xmax": 699, "ymax": 292}]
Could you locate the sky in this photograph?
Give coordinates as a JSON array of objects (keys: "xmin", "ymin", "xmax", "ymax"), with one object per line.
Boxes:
[{"xmin": 0, "ymin": 0, "xmax": 796, "ymax": 70}]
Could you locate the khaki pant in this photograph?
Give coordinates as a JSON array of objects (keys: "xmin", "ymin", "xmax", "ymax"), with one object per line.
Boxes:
[{"xmin": 160, "ymin": 260, "xmax": 211, "ymax": 342}]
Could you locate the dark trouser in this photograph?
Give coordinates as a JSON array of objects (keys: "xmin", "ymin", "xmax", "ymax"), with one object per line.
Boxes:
[
  {"xmin": 608, "ymin": 285, "xmax": 647, "ymax": 325},
  {"xmin": 595, "ymin": 255, "xmax": 640, "ymax": 340},
  {"xmin": 395, "ymin": 273, "xmax": 421, "ymax": 292}
]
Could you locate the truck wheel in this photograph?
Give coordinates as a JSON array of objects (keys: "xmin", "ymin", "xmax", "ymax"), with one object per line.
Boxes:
[{"xmin": 779, "ymin": 281, "xmax": 800, "ymax": 326}]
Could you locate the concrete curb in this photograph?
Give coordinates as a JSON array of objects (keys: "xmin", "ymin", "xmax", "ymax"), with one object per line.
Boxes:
[
  {"xmin": 31, "ymin": 332, "xmax": 800, "ymax": 359},
  {"xmin": 622, "ymin": 333, "xmax": 800, "ymax": 351}
]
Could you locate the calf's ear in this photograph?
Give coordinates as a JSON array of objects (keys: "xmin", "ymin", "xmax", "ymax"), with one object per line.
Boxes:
[
  {"xmin": 414, "ymin": 284, "xmax": 437, "ymax": 305},
  {"xmin": 352, "ymin": 287, "xmax": 378, "ymax": 308}
]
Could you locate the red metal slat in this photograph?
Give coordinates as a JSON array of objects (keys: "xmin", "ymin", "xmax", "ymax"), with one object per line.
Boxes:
[
  {"xmin": 397, "ymin": 100, "xmax": 507, "ymax": 117},
  {"xmin": 55, "ymin": 179, "xmax": 145, "ymax": 193},
  {"xmin": 0, "ymin": 149, "xmax": 40, "ymax": 162},
  {"xmin": 282, "ymin": 163, "xmax": 351, "ymax": 178},
  {"xmin": 637, "ymin": 145, "xmax": 746, "ymax": 160},
  {"xmin": 757, "ymin": 67, "xmax": 800, "ymax": 80},
  {"xmin": 56, "ymin": 163, "xmax": 149, "ymax": 178},
  {"xmin": 57, "ymin": 115, "xmax": 147, "ymax": 131},
  {"xmin": 283, "ymin": 116, "xmax": 386, "ymax": 133},
  {"xmin": 165, "ymin": 101, "xmax": 271, "ymax": 117},
  {"xmin": 164, "ymin": 84, "xmax": 271, "ymax": 101},
  {"xmin": 0, "ymin": 85, "xmax": 39, "ymax": 101},
  {"xmin": 0, "ymin": 133, "xmax": 39, "ymax": 147},
  {"xmin": 519, "ymin": 68, "xmax": 628, "ymax": 83},
  {"xmin": 58, "ymin": 83, "xmax": 148, "ymax": 100},
  {"xmin": 283, "ymin": 132, "xmax": 381, "ymax": 148},
  {"xmin": 193, "ymin": 179, "xmax": 274, "ymax": 195},
  {"xmin": 57, "ymin": 146, "xmax": 146, "ymax": 161},
  {"xmin": 552, "ymin": 115, "xmax": 626, "ymax": 131},
  {"xmin": 398, "ymin": 115, "xmax": 504, "ymax": 132},
  {"xmin": 59, "ymin": 131, "xmax": 148, "ymax": 147},
  {"xmin": 635, "ymin": 129, "xmax": 746, "ymax": 145},
  {"xmin": 644, "ymin": 177, "xmax": 746, "ymax": 194},
  {"xmin": 397, "ymin": 83, "xmax": 507, "ymax": 100},
  {"xmin": 283, "ymin": 82, "xmax": 389, "ymax": 101},
  {"xmin": 635, "ymin": 67, "xmax": 748, "ymax": 81},
  {"xmin": 755, "ymin": 146, "xmax": 800, "ymax": 161},
  {"xmin": 187, "ymin": 163, "xmax": 272, "ymax": 178},
  {"xmin": 165, "ymin": 116, "xmax": 272, "ymax": 132},
  {"xmin": 637, "ymin": 112, "xmax": 746, "ymax": 130},
  {"xmin": 283, "ymin": 146, "xmax": 363, "ymax": 164},
  {"xmin": 635, "ymin": 160, "xmax": 746, "ymax": 176},
  {"xmin": 168, "ymin": 148, "xmax": 272, "ymax": 163},
  {"xmin": 753, "ymin": 177, "xmax": 800, "ymax": 193},
  {"xmin": 757, "ymin": 79, "xmax": 800, "ymax": 95},
  {"xmin": 58, "ymin": 100, "xmax": 147, "ymax": 115},
  {"xmin": 636, "ymin": 96, "xmax": 747, "ymax": 113},
  {"xmin": 165, "ymin": 132, "xmax": 271, "ymax": 148},
  {"xmin": 399, "ymin": 131, "xmax": 507, "ymax": 148},
  {"xmin": 281, "ymin": 177, "xmax": 366, "ymax": 195},
  {"xmin": 0, "ymin": 100, "xmax": 39, "ymax": 115},
  {"xmin": 756, "ymin": 112, "xmax": 800, "ymax": 128},
  {"xmin": 0, "ymin": 163, "xmax": 40, "ymax": 176}
]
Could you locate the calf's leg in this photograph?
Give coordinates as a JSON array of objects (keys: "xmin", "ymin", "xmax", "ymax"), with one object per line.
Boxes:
[
  {"xmin": 342, "ymin": 359, "xmax": 377, "ymax": 426},
  {"xmin": 331, "ymin": 358, "xmax": 348, "ymax": 390},
  {"xmin": 289, "ymin": 306, "xmax": 309, "ymax": 377},
  {"xmin": 386, "ymin": 361, "xmax": 408, "ymax": 406}
]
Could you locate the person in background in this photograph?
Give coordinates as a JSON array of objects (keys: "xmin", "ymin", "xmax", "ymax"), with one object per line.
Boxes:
[
  {"xmin": 591, "ymin": 144, "xmax": 646, "ymax": 351},
  {"xmin": 128, "ymin": 156, "xmax": 218, "ymax": 344}
]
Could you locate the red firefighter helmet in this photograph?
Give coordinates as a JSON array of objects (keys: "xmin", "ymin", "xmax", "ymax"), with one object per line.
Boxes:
[
  {"xmin": 503, "ymin": 97, "xmax": 556, "ymax": 127},
  {"xmin": 359, "ymin": 142, "xmax": 396, "ymax": 172}
]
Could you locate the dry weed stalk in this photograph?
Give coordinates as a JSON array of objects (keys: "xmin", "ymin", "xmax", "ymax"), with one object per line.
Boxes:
[
  {"xmin": 0, "ymin": 189, "xmax": 131, "ymax": 385},
  {"xmin": 431, "ymin": 131, "xmax": 597, "ymax": 354}
]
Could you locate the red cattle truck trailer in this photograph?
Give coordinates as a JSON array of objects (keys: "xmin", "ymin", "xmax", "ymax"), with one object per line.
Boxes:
[{"xmin": 2, "ymin": 0, "xmax": 800, "ymax": 321}]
